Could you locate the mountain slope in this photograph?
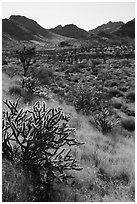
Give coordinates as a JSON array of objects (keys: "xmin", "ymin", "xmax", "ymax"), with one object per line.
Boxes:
[
  {"xmin": 50, "ymin": 24, "xmax": 89, "ymax": 39},
  {"xmin": 113, "ymin": 19, "xmax": 135, "ymax": 38},
  {"xmin": 2, "ymin": 18, "xmax": 34, "ymax": 41},
  {"xmin": 9, "ymin": 15, "xmax": 54, "ymax": 39},
  {"xmin": 89, "ymin": 21, "xmax": 124, "ymax": 35},
  {"xmin": 2, "ymin": 15, "xmax": 70, "ymax": 42}
]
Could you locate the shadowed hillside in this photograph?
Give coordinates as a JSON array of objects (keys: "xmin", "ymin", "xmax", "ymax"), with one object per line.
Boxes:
[
  {"xmin": 89, "ymin": 19, "xmax": 135, "ymax": 39},
  {"xmin": 89, "ymin": 21, "xmax": 124, "ymax": 35},
  {"xmin": 114, "ymin": 19, "xmax": 135, "ymax": 38},
  {"xmin": 2, "ymin": 15, "xmax": 71, "ymax": 42},
  {"xmin": 50, "ymin": 24, "xmax": 89, "ymax": 39}
]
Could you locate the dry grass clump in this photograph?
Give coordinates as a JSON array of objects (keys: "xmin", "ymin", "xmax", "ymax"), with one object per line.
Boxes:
[{"xmin": 2, "ymin": 159, "xmax": 33, "ymax": 202}]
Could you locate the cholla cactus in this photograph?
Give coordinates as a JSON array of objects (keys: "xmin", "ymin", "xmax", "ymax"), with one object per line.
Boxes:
[{"xmin": 2, "ymin": 99, "xmax": 83, "ymax": 186}]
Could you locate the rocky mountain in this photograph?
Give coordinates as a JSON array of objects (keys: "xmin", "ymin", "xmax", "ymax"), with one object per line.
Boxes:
[
  {"xmin": 113, "ymin": 19, "xmax": 135, "ymax": 38},
  {"xmin": 89, "ymin": 21, "xmax": 124, "ymax": 35},
  {"xmin": 2, "ymin": 15, "xmax": 135, "ymax": 49},
  {"xmin": 50, "ymin": 24, "xmax": 89, "ymax": 39},
  {"xmin": 89, "ymin": 19, "xmax": 135, "ymax": 39},
  {"xmin": 2, "ymin": 15, "xmax": 68, "ymax": 42}
]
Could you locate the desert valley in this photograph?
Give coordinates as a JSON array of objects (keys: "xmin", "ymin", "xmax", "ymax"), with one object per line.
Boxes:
[{"xmin": 2, "ymin": 13, "xmax": 135, "ymax": 202}]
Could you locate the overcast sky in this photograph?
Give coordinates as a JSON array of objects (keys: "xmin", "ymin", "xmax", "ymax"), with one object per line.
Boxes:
[{"xmin": 2, "ymin": 2, "xmax": 135, "ymax": 31}]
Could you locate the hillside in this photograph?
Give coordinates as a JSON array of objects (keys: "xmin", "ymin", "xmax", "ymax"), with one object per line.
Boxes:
[
  {"xmin": 89, "ymin": 19, "xmax": 135, "ymax": 39},
  {"xmin": 114, "ymin": 19, "xmax": 135, "ymax": 38},
  {"xmin": 50, "ymin": 24, "xmax": 89, "ymax": 39},
  {"xmin": 2, "ymin": 15, "xmax": 73, "ymax": 46},
  {"xmin": 89, "ymin": 21, "xmax": 124, "ymax": 35}
]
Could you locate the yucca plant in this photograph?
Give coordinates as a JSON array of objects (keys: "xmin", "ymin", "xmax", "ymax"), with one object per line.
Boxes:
[{"xmin": 94, "ymin": 107, "xmax": 114, "ymax": 135}]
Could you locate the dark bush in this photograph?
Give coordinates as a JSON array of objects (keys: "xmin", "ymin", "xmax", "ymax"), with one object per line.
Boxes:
[
  {"xmin": 109, "ymin": 88, "xmax": 124, "ymax": 97},
  {"xmin": 112, "ymin": 97, "xmax": 122, "ymax": 109},
  {"xmin": 126, "ymin": 91, "xmax": 135, "ymax": 102},
  {"xmin": 2, "ymin": 59, "xmax": 8, "ymax": 65},
  {"xmin": 33, "ymin": 67, "xmax": 54, "ymax": 85},
  {"xmin": 119, "ymin": 86, "xmax": 129, "ymax": 92},
  {"xmin": 121, "ymin": 117, "xmax": 135, "ymax": 132},
  {"xmin": 9, "ymin": 86, "xmax": 23, "ymax": 97},
  {"xmin": 121, "ymin": 105, "xmax": 135, "ymax": 117},
  {"xmin": 109, "ymin": 81, "xmax": 118, "ymax": 87}
]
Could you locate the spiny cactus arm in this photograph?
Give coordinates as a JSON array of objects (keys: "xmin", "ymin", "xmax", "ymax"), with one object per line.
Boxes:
[
  {"xmin": 10, "ymin": 121, "xmax": 27, "ymax": 153},
  {"xmin": 14, "ymin": 108, "xmax": 24, "ymax": 122},
  {"xmin": 46, "ymin": 109, "xmax": 63, "ymax": 129},
  {"xmin": 3, "ymin": 99, "xmax": 20, "ymax": 116},
  {"xmin": 54, "ymin": 148, "xmax": 66, "ymax": 160},
  {"xmin": 47, "ymin": 124, "xmax": 60, "ymax": 134}
]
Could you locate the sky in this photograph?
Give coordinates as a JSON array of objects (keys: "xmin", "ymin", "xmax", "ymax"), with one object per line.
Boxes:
[{"xmin": 2, "ymin": 2, "xmax": 135, "ymax": 31}]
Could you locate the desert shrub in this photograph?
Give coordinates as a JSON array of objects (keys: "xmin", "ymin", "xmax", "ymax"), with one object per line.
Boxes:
[
  {"xmin": 72, "ymin": 82, "xmax": 111, "ymax": 116},
  {"xmin": 109, "ymin": 81, "xmax": 118, "ymax": 87},
  {"xmin": 9, "ymin": 85, "xmax": 23, "ymax": 97},
  {"xmin": 111, "ymin": 97, "xmax": 122, "ymax": 109},
  {"xmin": 77, "ymin": 62, "xmax": 88, "ymax": 69},
  {"xmin": 92, "ymin": 66, "xmax": 98, "ymax": 76},
  {"xmin": 2, "ymin": 159, "xmax": 33, "ymax": 202},
  {"xmin": 23, "ymin": 76, "xmax": 39, "ymax": 93},
  {"xmin": 22, "ymin": 91, "xmax": 34, "ymax": 104},
  {"xmin": 94, "ymin": 108, "xmax": 114, "ymax": 134},
  {"xmin": 121, "ymin": 117, "xmax": 135, "ymax": 132},
  {"xmin": 2, "ymin": 59, "xmax": 8, "ymax": 65},
  {"xmin": 121, "ymin": 59, "xmax": 131, "ymax": 66},
  {"xmin": 92, "ymin": 59, "xmax": 101, "ymax": 66},
  {"xmin": 121, "ymin": 104, "xmax": 135, "ymax": 117},
  {"xmin": 64, "ymin": 64, "xmax": 82, "ymax": 73},
  {"xmin": 2, "ymin": 99, "xmax": 83, "ymax": 201},
  {"xmin": 33, "ymin": 66, "xmax": 54, "ymax": 85},
  {"xmin": 119, "ymin": 86, "xmax": 129, "ymax": 92},
  {"xmin": 109, "ymin": 88, "xmax": 124, "ymax": 97},
  {"xmin": 126, "ymin": 91, "xmax": 135, "ymax": 102}
]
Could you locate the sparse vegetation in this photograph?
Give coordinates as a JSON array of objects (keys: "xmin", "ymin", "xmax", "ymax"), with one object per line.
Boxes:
[{"xmin": 2, "ymin": 39, "xmax": 135, "ymax": 202}]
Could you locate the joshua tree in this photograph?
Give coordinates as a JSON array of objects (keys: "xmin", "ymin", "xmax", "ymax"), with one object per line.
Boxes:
[{"xmin": 15, "ymin": 46, "xmax": 36, "ymax": 85}]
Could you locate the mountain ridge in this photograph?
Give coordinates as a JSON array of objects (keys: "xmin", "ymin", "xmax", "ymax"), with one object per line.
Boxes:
[
  {"xmin": 2, "ymin": 15, "xmax": 135, "ymax": 49},
  {"xmin": 49, "ymin": 24, "xmax": 90, "ymax": 39}
]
